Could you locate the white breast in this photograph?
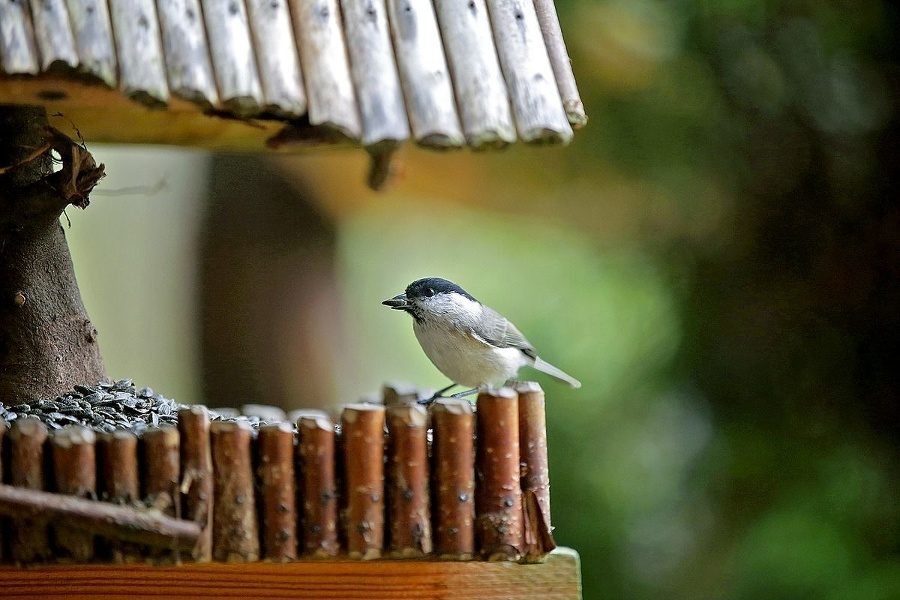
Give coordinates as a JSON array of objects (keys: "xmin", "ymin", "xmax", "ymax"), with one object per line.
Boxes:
[{"xmin": 413, "ymin": 317, "xmax": 527, "ymax": 388}]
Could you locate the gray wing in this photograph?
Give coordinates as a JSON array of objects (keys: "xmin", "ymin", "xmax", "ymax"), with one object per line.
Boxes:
[{"xmin": 469, "ymin": 305, "xmax": 538, "ymax": 359}]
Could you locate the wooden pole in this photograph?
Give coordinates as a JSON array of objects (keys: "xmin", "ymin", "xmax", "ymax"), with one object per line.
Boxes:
[
  {"xmin": 210, "ymin": 421, "xmax": 259, "ymax": 562},
  {"xmin": 341, "ymin": 403, "xmax": 385, "ymax": 559},
  {"xmin": 6, "ymin": 417, "xmax": 51, "ymax": 562},
  {"xmin": 50, "ymin": 425, "xmax": 97, "ymax": 562},
  {"xmin": 178, "ymin": 406, "xmax": 213, "ymax": 562},
  {"xmin": 532, "ymin": 0, "xmax": 587, "ymax": 127},
  {"xmin": 431, "ymin": 398, "xmax": 476, "ymax": 560},
  {"xmin": 513, "ymin": 381, "xmax": 556, "ymax": 561},
  {"xmin": 141, "ymin": 425, "xmax": 181, "ymax": 563},
  {"xmin": 386, "ymin": 404, "xmax": 432, "ymax": 557},
  {"xmin": 97, "ymin": 430, "xmax": 141, "ymax": 562},
  {"xmin": 474, "ymin": 388, "xmax": 523, "ymax": 561},
  {"xmin": 256, "ymin": 422, "xmax": 298, "ymax": 561},
  {"xmin": 296, "ymin": 410, "xmax": 339, "ymax": 557}
]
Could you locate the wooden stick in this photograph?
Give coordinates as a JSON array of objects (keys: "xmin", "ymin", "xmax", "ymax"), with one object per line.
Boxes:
[
  {"xmin": 431, "ymin": 398, "xmax": 476, "ymax": 560},
  {"xmin": 286, "ymin": 0, "xmax": 361, "ymax": 140},
  {"xmin": 178, "ymin": 406, "xmax": 213, "ymax": 562},
  {"xmin": 245, "ymin": 0, "xmax": 307, "ymax": 117},
  {"xmin": 256, "ymin": 422, "xmax": 298, "ymax": 561},
  {"xmin": 485, "ymin": 0, "xmax": 573, "ymax": 144},
  {"xmin": 432, "ymin": 0, "xmax": 516, "ymax": 148},
  {"xmin": 339, "ymin": 0, "xmax": 410, "ymax": 151},
  {"xmin": 513, "ymin": 381, "xmax": 556, "ymax": 561},
  {"xmin": 66, "ymin": 0, "xmax": 118, "ymax": 86},
  {"xmin": 475, "ymin": 388, "xmax": 523, "ymax": 561},
  {"xmin": 141, "ymin": 426, "xmax": 181, "ymax": 563},
  {"xmin": 200, "ymin": 0, "xmax": 263, "ymax": 116},
  {"xmin": 0, "ymin": 485, "xmax": 200, "ymax": 552},
  {"xmin": 532, "ymin": 0, "xmax": 587, "ymax": 128},
  {"xmin": 107, "ymin": 0, "xmax": 170, "ymax": 106},
  {"xmin": 97, "ymin": 430, "xmax": 142, "ymax": 562},
  {"xmin": 210, "ymin": 421, "xmax": 259, "ymax": 562},
  {"xmin": 341, "ymin": 403, "xmax": 385, "ymax": 559},
  {"xmin": 27, "ymin": 0, "xmax": 78, "ymax": 72},
  {"xmin": 386, "ymin": 404, "xmax": 431, "ymax": 557},
  {"xmin": 156, "ymin": 0, "xmax": 220, "ymax": 108},
  {"xmin": 50, "ymin": 425, "xmax": 97, "ymax": 562},
  {"xmin": 0, "ymin": 0, "xmax": 39, "ymax": 74},
  {"xmin": 385, "ymin": 0, "xmax": 463, "ymax": 149},
  {"xmin": 6, "ymin": 418, "xmax": 52, "ymax": 562},
  {"xmin": 296, "ymin": 410, "xmax": 339, "ymax": 557}
]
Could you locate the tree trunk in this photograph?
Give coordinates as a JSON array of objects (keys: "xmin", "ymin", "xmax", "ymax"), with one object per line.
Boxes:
[{"xmin": 0, "ymin": 105, "xmax": 106, "ymax": 404}]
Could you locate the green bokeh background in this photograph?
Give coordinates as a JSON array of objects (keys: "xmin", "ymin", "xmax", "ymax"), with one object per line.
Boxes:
[{"xmin": 65, "ymin": 1, "xmax": 899, "ymax": 598}]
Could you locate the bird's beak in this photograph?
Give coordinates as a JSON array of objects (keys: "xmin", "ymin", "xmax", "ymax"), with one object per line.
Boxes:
[{"xmin": 382, "ymin": 293, "xmax": 410, "ymax": 310}]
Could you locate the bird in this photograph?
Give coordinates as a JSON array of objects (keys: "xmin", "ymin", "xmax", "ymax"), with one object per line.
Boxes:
[{"xmin": 382, "ymin": 277, "xmax": 581, "ymax": 403}]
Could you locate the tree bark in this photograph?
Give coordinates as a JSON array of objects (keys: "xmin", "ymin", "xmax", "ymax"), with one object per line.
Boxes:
[{"xmin": 0, "ymin": 105, "xmax": 106, "ymax": 404}]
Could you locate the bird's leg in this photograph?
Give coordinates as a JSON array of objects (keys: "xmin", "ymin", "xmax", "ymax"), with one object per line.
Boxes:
[
  {"xmin": 450, "ymin": 387, "xmax": 479, "ymax": 399},
  {"xmin": 418, "ymin": 383, "xmax": 458, "ymax": 406}
]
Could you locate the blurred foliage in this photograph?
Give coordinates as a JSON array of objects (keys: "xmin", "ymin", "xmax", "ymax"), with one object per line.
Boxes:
[{"xmin": 543, "ymin": 0, "xmax": 900, "ymax": 598}]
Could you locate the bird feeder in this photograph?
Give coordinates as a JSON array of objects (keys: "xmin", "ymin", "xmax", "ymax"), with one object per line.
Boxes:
[{"xmin": 0, "ymin": 1, "xmax": 584, "ymax": 597}]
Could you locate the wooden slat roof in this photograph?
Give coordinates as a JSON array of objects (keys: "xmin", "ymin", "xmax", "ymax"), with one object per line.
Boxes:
[{"xmin": 0, "ymin": 0, "xmax": 585, "ymax": 156}]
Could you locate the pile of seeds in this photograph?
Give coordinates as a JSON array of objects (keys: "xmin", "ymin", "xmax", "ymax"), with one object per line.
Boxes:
[{"xmin": 0, "ymin": 379, "xmax": 190, "ymax": 434}]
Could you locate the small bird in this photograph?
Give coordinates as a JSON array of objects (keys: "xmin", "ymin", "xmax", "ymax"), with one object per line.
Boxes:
[{"xmin": 383, "ymin": 277, "xmax": 581, "ymax": 403}]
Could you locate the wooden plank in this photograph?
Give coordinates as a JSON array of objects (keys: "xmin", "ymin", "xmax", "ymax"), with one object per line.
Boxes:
[
  {"xmin": 386, "ymin": 0, "xmax": 463, "ymax": 149},
  {"xmin": 28, "ymin": 0, "xmax": 78, "ymax": 71},
  {"xmin": 287, "ymin": 0, "xmax": 360, "ymax": 139},
  {"xmin": 245, "ymin": 0, "xmax": 307, "ymax": 117},
  {"xmin": 108, "ymin": 0, "xmax": 169, "ymax": 106},
  {"xmin": 433, "ymin": 0, "xmax": 516, "ymax": 149},
  {"xmin": 339, "ymin": 0, "xmax": 409, "ymax": 150},
  {"xmin": 156, "ymin": 0, "xmax": 220, "ymax": 108},
  {"xmin": 533, "ymin": 0, "xmax": 586, "ymax": 127},
  {"xmin": 0, "ymin": 548, "xmax": 582, "ymax": 599},
  {"xmin": 66, "ymin": 0, "xmax": 117, "ymax": 86},
  {"xmin": 200, "ymin": 0, "xmax": 264, "ymax": 116},
  {"xmin": 485, "ymin": 0, "xmax": 572, "ymax": 144},
  {"xmin": 0, "ymin": 0, "xmax": 40, "ymax": 74}
]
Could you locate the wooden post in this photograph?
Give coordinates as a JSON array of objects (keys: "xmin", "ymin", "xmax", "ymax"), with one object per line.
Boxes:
[
  {"xmin": 97, "ymin": 430, "xmax": 141, "ymax": 562},
  {"xmin": 200, "ymin": 0, "xmax": 264, "ymax": 115},
  {"xmin": 386, "ymin": 404, "xmax": 432, "ymax": 557},
  {"xmin": 256, "ymin": 422, "xmax": 298, "ymax": 561},
  {"xmin": 431, "ymin": 398, "xmax": 476, "ymax": 560},
  {"xmin": 245, "ymin": 0, "xmax": 307, "ymax": 116},
  {"xmin": 141, "ymin": 425, "xmax": 181, "ymax": 562},
  {"xmin": 341, "ymin": 404, "xmax": 385, "ymax": 559},
  {"xmin": 296, "ymin": 410, "xmax": 339, "ymax": 557},
  {"xmin": 513, "ymin": 381, "xmax": 556, "ymax": 561},
  {"xmin": 50, "ymin": 425, "xmax": 97, "ymax": 562},
  {"xmin": 6, "ymin": 418, "xmax": 51, "ymax": 562},
  {"xmin": 210, "ymin": 421, "xmax": 259, "ymax": 562},
  {"xmin": 475, "ymin": 388, "xmax": 523, "ymax": 561},
  {"xmin": 178, "ymin": 406, "xmax": 213, "ymax": 562}
]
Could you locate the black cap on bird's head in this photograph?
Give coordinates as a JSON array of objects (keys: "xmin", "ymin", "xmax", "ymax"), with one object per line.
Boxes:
[{"xmin": 382, "ymin": 277, "xmax": 478, "ymax": 313}]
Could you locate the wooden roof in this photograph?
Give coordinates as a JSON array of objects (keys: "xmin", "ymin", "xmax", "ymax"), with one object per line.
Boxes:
[{"xmin": 0, "ymin": 0, "xmax": 585, "ymax": 155}]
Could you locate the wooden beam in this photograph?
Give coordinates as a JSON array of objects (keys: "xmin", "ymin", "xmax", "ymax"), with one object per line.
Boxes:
[{"xmin": 0, "ymin": 547, "xmax": 582, "ymax": 599}]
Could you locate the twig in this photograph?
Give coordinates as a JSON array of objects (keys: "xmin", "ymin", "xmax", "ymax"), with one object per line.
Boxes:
[
  {"xmin": 256, "ymin": 422, "xmax": 298, "ymax": 561},
  {"xmin": 296, "ymin": 410, "xmax": 339, "ymax": 557},
  {"xmin": 430, "ymin": 398, "xmax": 476, "ymax": 560},
  {"xmin": 341, "ymin": 403, "xmax": 386, "ymax": 559},
  {"xmin": 386, "ymin": 404, "xmax": 432, "ymax": 557},
  {"xmin": 0, "ymin": 484, "xmax": 200, "ymax": 552}
]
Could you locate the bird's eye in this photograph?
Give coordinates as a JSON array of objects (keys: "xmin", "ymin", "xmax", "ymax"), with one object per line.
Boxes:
[{"xmin": 426, "ymin": 288, "xmax": 435, "ymax": 297}]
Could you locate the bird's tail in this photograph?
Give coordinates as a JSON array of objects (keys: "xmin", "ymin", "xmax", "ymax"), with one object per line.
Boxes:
[{"xmin": 532, "ymin": 356, "xmax": 582, "ymax": 389}]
